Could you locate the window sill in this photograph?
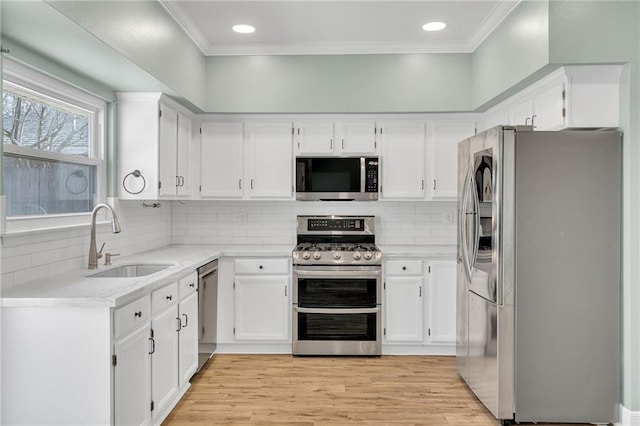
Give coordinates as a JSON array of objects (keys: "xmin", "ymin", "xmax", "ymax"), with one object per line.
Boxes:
[{"xmin": 1, "ymin": 219, "xmax": 113, "ymax": 248}]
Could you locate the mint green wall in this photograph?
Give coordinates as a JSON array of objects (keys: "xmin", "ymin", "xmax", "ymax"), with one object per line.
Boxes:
[
  {"xmin": 472, "ymin": 0, "xmax": 550, "ymax": 110},
  {"xmin": 204, "ymin": 53, "xmax": 472, "ymax": 113},
  {"xmin": 46, "ymin": 0, "xmax": 207, "ymax": 111}
]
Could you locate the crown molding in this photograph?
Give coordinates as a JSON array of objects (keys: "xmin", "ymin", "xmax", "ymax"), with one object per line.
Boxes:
[
  {"xmin": 205, "ymin": 41, "xmax": 475, "ymax": 56},
  {"xmin": 158, "ymin": 0, "xmax": 210, "ymax": 54},
  {"xmin": 161, "ymin": 0, "xmax": 522, "ymax": 57},
  {"xmin": 466, "ymin": 0, "xmax": 522, "ymax": 50}
]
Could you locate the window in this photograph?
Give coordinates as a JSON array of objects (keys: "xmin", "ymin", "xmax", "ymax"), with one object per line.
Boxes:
[{"xmin": 2, "ymin": 59, "xmax": 106, "ymax": 231}]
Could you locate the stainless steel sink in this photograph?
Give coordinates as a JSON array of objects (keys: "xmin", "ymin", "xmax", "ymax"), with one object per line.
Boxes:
[{"xmin": 88, "ymin": 263, "xmax": 173, "ymax": 278}]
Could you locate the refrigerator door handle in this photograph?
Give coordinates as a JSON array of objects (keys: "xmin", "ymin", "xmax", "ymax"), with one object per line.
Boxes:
[
  {"xmin": 470, "ymin": 171, "xmax": 481, "ymax": 270},
  {"xmin": 461, "ymin": 166, "xmax": 475, "ymax": 283}
]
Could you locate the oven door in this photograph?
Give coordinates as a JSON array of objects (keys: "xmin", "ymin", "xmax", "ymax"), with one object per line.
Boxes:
[
  {"xmin": 293, "ymin": 266, "xmax": 382, "ymax": 306},
  {"xmin": 292, "ymin": 265, "xmax": 382, "ymax": 355}
]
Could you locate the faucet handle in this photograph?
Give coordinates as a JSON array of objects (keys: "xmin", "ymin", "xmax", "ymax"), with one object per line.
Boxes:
[
  {"xmin": 104, "ymin": 252, "xmax": 120, "ymax": 266},
  {"xmin": 97, "ymin": 242, "xmax": 106, "ymax": 259}
]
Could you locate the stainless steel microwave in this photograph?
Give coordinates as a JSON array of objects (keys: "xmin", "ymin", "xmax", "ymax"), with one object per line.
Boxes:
[{"xmin": 295, "ymin": 157, "xmax": 379, "ymax": 201}]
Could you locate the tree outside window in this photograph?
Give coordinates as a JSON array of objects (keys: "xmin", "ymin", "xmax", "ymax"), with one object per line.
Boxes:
[{"xmin": 2, "ymin": 85, "xmax": 98, "ymax": 217}]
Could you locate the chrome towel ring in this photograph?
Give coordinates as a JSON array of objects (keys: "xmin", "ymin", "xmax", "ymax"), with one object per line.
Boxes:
[{"xmin": 123, "ymin": 169, "xmax": 146, "ymax": 195}]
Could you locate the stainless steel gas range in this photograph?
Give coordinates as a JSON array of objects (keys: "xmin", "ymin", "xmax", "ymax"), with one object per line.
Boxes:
[{"xmin": 292, "ymin": 215, "xmax": 382, "ymax": 356}]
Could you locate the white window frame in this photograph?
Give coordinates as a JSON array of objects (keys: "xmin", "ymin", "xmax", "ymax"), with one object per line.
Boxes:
[{"xmin": 2, "ymin": 59, "xmax": 107, "ymax": 234}]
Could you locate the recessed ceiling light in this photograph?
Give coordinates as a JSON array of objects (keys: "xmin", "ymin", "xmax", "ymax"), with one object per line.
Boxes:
[
  {"xmin": 232, "ymin": 24, "xmax": 256, "ymax": 34},
  {"xmin": 422, "ymin": 22, "xmax": 447, "ymax": 32}
]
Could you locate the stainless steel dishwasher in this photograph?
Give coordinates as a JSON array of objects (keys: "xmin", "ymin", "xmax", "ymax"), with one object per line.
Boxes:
[{"xmin": 197, "ymin": 259, "xmax": 218, "ymax": 372}]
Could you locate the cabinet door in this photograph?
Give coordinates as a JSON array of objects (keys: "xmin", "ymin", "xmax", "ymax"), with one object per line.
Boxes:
[
  {"xmin": 158, "ymin": 103, "xmax": 179, "ymax": 198},
  {"xmin": 337, "ymin": 121, "xmax": 377, "ymax": 154},
  {"xmin": 234, "ymin": 275, "xmax": 290, "ymax": 341},
  {"xmin": 176, "ymin": 112, "xmax": 192, "ymax": 197},
  {"xmin": 114, "ymin": 325, "xmax": 152, "ymax": 426},
  {"xmin": 178, "ymin": 292, "xmax": 199, "ymax": 387},
  {"xmin": 384, "ymin": 276, "xmax": 424, "ymax": 342},
  {"xmin": 427, "ymin": 261, "xmax": 457, "ymax": 345},
  {"xmin": 200, "ymin": 122, "xmax": 244, "ymax": 198},
  {"xmin": 295, "ymin": 121, "xmax": 335, "ymax": 155},
  {"xmin": 246, "ymin": 122, "xmax": 294, "ymax": 199},
  {"xmin": 509, "ymin": 98, "xmax": 534, "ymax": 126},
  {"xmin": 533, "ymin": 79, "xmax": 565, "ymax": 130},
  {"xmin": 380, "ymin": 121, "xmax": 426, "ymax": 199},
  {"xmin": 151, "ymin": 304, "xmax": 180, "ymax": 419},
  {"xmin": 427, "ymin": 120, "xmax": 476, "ymax": 200}
]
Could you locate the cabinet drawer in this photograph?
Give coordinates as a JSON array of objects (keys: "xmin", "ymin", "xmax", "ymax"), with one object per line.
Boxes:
[
  {"xmin": 235, "ymin": 258, "xmax": 289, "ymax": 274},
  {"xmin": 178, "ymin": 272, "xmax": 198, "ymax": 300},
  {"xmin": 385, "ymin": 260, "xmax": 423, "ymax": 275},
  {"xmin": 114, "ymin": 295, "xmax": 151, "ymax": 338},
  {"xmin": 152, "ymin": 282, "xmax": 179, "ymax": 314}
]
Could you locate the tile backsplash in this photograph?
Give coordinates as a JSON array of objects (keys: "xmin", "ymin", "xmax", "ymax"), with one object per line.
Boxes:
[
  {"xmin": 1, "ymin": 199, "xmax": 455, "ymax": 289},
  {"xmin": 1, "ymin": 200, "xmax": 171, "ymax": 290},
  {"xmin": 171, "ymin": 200, "xmax": 456, "ymax": 247}
]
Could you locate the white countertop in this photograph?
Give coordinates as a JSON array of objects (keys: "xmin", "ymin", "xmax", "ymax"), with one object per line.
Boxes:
[
  {"xmin": 1, "ymin": 243, "xmax": 453, "ymax": 308},
  {"xmin": 1, "ymin": 244, "xmax": 292, "ymax": 308}
]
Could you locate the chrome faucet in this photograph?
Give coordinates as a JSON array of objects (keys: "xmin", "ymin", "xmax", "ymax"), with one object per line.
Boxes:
[{"xmin": 88, "ymin": 203, "xmax": 122, "ymax": 270}]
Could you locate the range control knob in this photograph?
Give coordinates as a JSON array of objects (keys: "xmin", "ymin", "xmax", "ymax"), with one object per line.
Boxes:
[
  {"xmin": 352, "ymin": 251, "xmax": 362, "ymax": 260},
  {"xmin": 363, "ymin": 251, "xmax": 373, "ymax": 260},
  {"xmin": 313, "ymin": 251, "xmax": 322, "ymax": 260},
  {"xmin": 333, "ymin": 251, "xmax": 342, "ymax": 260},
  {"xmin": 302, "ymin": 251, "xmax": 311, "ymax": 260}
]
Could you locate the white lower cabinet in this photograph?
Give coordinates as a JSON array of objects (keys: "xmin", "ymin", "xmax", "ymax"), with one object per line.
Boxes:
[
  {"xmin": 112, "ymin": 273, "xmax": 198, "ymax": 426},
  {"xmin": 426, "ymin": 260, "xmax": 457, "ymax": 345},
  {"xmin": 233, "ymin": 258, "xmax": 290, "ymax": 342},
  {"xmin": 384, "ymin": 260, "xmax": 424, "ymax": 343},
  {"xmin": 113, "ymin": 295, "xmax": 153, "ymax": 426},
  {"xmin": 150, "ymin": 304, "xmax": 180, "ymax": 419},
  {"xmin": 178, "ymin": 291, "xmax": 199, "ymax": 387},
  {"xmin": 383, "ymin": 258, "xmax": 456, "ymax": 355}
]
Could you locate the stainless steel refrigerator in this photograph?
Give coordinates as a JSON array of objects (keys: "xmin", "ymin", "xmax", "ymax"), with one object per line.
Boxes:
[{"xmin": 456, "ymin": 125, "xmax": 621, "ymax": 424}]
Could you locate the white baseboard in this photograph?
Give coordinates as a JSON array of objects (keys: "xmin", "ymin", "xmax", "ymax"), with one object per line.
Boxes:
[{"xmin": 619, "ymin": 404, "xmax": 640, "ymax": 426}]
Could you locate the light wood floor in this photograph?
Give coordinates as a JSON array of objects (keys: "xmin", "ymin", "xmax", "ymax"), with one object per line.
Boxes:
[{"xmin": 163, "ymin": 354, "xmax": 500, "ymax": 425}]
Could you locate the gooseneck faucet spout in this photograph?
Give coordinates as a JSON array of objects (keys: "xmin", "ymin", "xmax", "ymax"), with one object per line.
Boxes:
[{"xmin": 88, "ymin": 203, "xmax": 122, "ymax": 270}]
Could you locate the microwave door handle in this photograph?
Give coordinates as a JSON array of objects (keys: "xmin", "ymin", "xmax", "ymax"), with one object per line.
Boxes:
[{"xmin": 360, "ymin": 157, "xmax": 366, "ymax": 193}]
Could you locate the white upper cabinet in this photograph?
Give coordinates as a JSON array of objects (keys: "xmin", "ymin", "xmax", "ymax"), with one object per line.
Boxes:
[
  {"xmin": 295, "ymin": 121, "xmax": 335, "ymax": 155},
  {"xmin": 199, "ymin": 121, "xmax": 294, "ymax": 200},
  {"xmin": 245, "ymin": 121, "xmax": 294, "ymax": 199},
  {"xmin": 118, "ymin": 93, "xmax": 194, "ymax": 200},
  {"xmin": 426, "ymin": 118, "xmax": 476, "ymax": 200},
  {"xmin": 336, "ymin": 120, "xmax": 378, "ymax": 155},
  {"xmin": 200, "ymin": 122, "xmax": 244, "ymax": 198},
  {"xmin": 159, "ymin": 106, "xmax": 192, "ymax": 198},
  {"xmin": 379, "ymin": 121, "xmax": 426, "ymax": 200},
  {"xmin": 480, "ymin": 65, "xmax": 622, "ymax": 132},
  {"xmin": 295, "ymin": 120, "xmax": 378, "ymax": 155}
]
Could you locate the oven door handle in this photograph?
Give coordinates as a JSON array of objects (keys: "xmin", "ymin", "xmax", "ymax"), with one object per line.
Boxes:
[
  {"xmin": 294, "ymin": 307, "xmax": 381, "ymax": 315},
  {"xmin": 293, "ymin": 269, "xmax": 381, "ymax": 278}
]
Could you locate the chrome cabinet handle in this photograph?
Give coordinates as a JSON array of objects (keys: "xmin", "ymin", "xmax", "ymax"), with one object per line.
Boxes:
[
  {"xmin": 166, "ymin": 294, "xmax": 173, "ymax": 301},
  {"xmin": 531, "ymin": 114, "xmax": 537, "ymax": 128},
  {"xmin": 176, "ymin": 317, "xmax": 182, "ymax": 332},
  {"xmin": 149, "ymin": 337, "xmax": 155, "ymax": 355},
  {"xmin": 134, "ymin": 311, "xmax": 142, "ymax": 318},
  {"xmin": 189, "ymin": 282, "xmax": 195, "ymax": 288},
  {"xmin": 182, "ymin": 313, "xmax": 188, "ymax": 328},
  {"xmin": 239, "ymin": 179, "xmax": 242, "ymax": 189}
]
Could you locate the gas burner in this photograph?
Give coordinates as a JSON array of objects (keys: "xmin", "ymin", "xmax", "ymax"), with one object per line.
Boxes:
[{"xmin": 293, "ymin": 216, "xmax": 382, "ymax": 266}]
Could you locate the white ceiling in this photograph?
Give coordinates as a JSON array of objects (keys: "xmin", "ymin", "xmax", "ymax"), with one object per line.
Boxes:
[{"xmin": 160, "ymin": 0, "xmax": 521, "ymax": 56}]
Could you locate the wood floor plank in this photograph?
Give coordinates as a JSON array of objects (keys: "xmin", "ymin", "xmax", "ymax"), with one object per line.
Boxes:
[
  {"xmin": 163, "ymin": 354, "xmax": 595, "ymax": 426},
  {"xmin": 163, "ymin": 354, "xmax": 499, "ymax": 425}
]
